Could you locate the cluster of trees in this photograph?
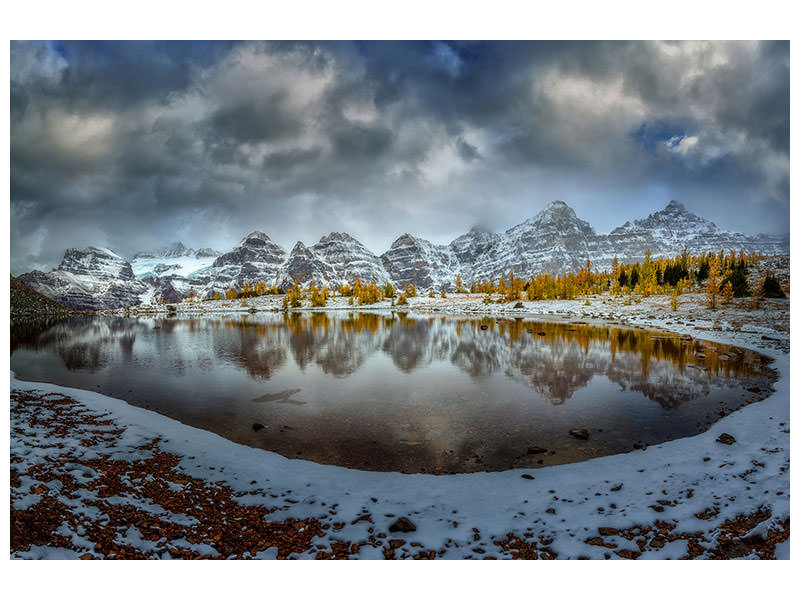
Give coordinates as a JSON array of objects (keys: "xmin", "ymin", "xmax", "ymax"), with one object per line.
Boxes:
[
  {"xmin": 468, "ymin": 263, "xmax": 600, "ymax": 301},
  {"xmin": 174, "ymin": 249, "xmax": 786, "ymax": 312},
  {"xmin": 282, "ymin": 281, "xmax": 331, "ymax": 309},
  {"xmin": 462, "ymin": 251, "xmax": 784, "ymax": 309},
  {"xmin": 219, "ymin": 281, "xmax": 282, "ymax": 301}
]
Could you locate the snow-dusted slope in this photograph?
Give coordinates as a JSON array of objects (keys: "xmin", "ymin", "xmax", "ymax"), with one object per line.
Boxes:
[
  {"xmin": 130, "ymin": 241, "xmax": 220, "ymax": 280},
  {"xmin": 465, "ymin": 201, "xmax": 614, "ymax": 281},
  {"xmin": 606, "ymin": 200, "xmax": 789, "ymax": 265},
  {"xmin": 20, "ymin": 247, "xmax": 149, "ymax": 310},
  {"xmin": 190, "ymin": 231, "xmax": 288, "ymax": 296},
  {"xmin": 277, "ymin": 242, "xmax": 340, "ymax": 289},
  {"xmin": 312, "ymin": 232, "xmax": 391, "ymax": 286},
  {"xmin": 19, "ymin": 201, "xmax": 790, "ymax": 309},
  {"xmin": 448, "ymin": 226, "xmax": 500, "ymax": 283},
  {"xmin": 380, "ymin": 234, "xmax": 462, "ymax": 291}
]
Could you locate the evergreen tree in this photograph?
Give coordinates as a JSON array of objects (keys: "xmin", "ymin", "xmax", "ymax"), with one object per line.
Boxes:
[{"xmin": 762, "ymin": 274, "xmax": 786, "ymax": 298}]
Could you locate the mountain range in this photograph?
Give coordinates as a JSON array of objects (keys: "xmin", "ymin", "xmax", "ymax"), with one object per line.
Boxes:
[{"xmin": 19, "ymin": 200, "xmax": 789, "ymax": 310}]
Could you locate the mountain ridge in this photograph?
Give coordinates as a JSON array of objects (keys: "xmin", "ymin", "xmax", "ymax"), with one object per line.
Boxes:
[{"xmin": 19, "ymin": 200, "xmax": 789, "ymax": 309}]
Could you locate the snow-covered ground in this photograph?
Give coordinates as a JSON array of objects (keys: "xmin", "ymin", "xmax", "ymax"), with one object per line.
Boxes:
[
  {"xmin": 12, "ymin": 294, "xmax": 790, "ymax": 559},
  {"xmin": 130, "ymin": 255, "xmax": 217, "ymax": 280}
]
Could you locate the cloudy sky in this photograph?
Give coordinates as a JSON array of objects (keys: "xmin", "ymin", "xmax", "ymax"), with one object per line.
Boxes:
[{"xmin": 10, "ymin": 40, "xmax": 789, "ymax": 274}]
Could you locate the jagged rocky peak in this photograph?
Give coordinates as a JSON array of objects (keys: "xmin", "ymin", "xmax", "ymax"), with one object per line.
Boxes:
[
  {"xmin": 449, "ymin": 225, "xmax": 499, "ymax": 275},
  {"xmin": 312, "ymin": 232, "xmax": 391, "ymax": 285},
  {"xmin": 59, "ymin": 246, "xmax": 135, "ymax": 280},
  {"xmin": 195, "ymin": 247, "xmax": 221, "ymax": 257},
  {"xmin": 527, "ymin": 200, "xmax": 592, "ymax": 230},
  {"xmin": 317, "ymin": 231, "xmax": 358, "ymax": 244},
  {"xmin": 389, "ymin": 233, "xmax": 417, "ymax": 248},
  {"xmin": 290, "ymin": 240, "xmax": 311, "ymax": 255},
  {"xmin": 213, "ymin": 231, "xmax": 286, "ymax": 268},
  {"xmin": 20, "ymin": 246, "xmax": 146, "ymax": 310},
  {"xmin": 278, "ymin": 241, "xmax": 338, "ymax": 288},
  {"xmin": 381, "ymin": 233, "xmax": 461, "ymax": 290},
  {"xmin": 614, "ymin": 199, "xmax": 720, "ymax": 240}
]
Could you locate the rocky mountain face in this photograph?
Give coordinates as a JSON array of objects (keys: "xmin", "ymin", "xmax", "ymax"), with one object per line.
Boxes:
[
  {"xmin": 380, "ymin": 234, "xmax": 462, "ymax": 291},
  {"xmin": 312, "ymin": 232, "xmax": 391, "ymax": 286},
  {"xmin": 183, "ymin": 231, "xmax": 289, "ymax": 297},
  {"xmin": 606, "ymin": 200, "xmax": 788, "ymax": 263},
  {"xmin": 465, "ymin": 201, "xmax": 616, "ymax": 282},
  {"xmin": 19, "ymin": 201, "xmax": 789, "ymax": 310},
  {"xmin": 448, "ymin": 226, "xmax": 500, "ymax": 283},
  {"xmin": 20, "ymin": 247, "xmax": 149, "ymax": 310},
  {"xmin": 277, "ymin": 242, "xmax": 339, "ymax": 290}
]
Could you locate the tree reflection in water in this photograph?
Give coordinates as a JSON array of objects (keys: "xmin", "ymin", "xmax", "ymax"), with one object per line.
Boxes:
[
  {"xmin": 11, "ymin": 312, "xmax": 777, "ymax": 473},
  {"xmin": 13, "ymin": 312, "xmax": 774, "ymax": 408}
]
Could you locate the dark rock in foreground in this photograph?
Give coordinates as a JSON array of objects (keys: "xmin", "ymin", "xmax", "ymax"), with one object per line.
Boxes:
[
  {"xmin": 569, "ymin": 428, "xmax": 590, "ymax": 440},
  {"xmin": 388, "ymin": 517, "xmax": 416, "ymax": 533}
]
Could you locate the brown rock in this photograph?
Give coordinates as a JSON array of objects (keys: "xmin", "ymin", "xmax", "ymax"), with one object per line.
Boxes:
[
  {"xmin": 527, "ymin": 446, "xmax": 548, "ymax": 455},
  {"xmin": 598, "ymin": 527, "xmax": 618, "ymax": 536},
  {"xmin": 716, "ymin": 433, "xmax": 736, "ymax": 445},
  {"xmin": 569, "ymin": 428, "xmax": 590, "ymax": 440},
  {"xmin": 585, "ymin": 537, "xmax": 603, "ymax": 546},
  {"xmin": 252, "ymin": 423, "xmax": 265, "ymax": 431}
]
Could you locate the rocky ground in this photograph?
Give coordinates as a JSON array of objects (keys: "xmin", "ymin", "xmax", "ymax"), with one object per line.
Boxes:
[{"xmin": 12, "ymin": 292, "xmax": 790, "ymax": 560}]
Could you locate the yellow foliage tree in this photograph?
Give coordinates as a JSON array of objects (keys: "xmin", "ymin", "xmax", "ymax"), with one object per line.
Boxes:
[{"xmin": 705, "ymin": 254, "xmax": 721, "ymax": 309}]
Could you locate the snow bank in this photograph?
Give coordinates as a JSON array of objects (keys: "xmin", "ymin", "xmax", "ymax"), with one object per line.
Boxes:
[{"xmin": 12, "ymin": 297, "xmax": 790, "ymax": 559}]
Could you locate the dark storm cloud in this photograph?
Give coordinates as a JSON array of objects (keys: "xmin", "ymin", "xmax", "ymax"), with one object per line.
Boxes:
[{"xmin": 10, "ymin": 40, "xmax": 789, "ymax": 274}]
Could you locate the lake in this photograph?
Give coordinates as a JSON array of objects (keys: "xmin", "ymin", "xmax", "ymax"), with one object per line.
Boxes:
[{"xmin": 10, "ymin": 312, "xmax": 776, "ymax": 473}]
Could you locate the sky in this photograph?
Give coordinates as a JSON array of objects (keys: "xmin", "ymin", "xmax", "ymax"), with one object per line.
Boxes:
[{"xmin": 10, "ymin": 40, "xmax": 790, "ymax": 274}]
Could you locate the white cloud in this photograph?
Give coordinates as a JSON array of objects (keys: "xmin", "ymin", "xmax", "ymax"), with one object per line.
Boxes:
[{"xmin": 665, "ymin": 135, "xmax": 698, "ymax": 155}]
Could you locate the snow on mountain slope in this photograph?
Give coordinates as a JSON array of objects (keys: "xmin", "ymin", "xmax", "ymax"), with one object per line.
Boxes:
[
  {"xmin": 448, "ymin": 226, "xmax": 500, "ymax": 283},
  {"xmin": 606, "ymin": 200, "xmax": 789, "ymax": 265},
  {"xmin": 277, "ymin": 241, "xmax": 340, "ymax": 289},
  {"xmin": 190, "ymin": 231, "xmax": 288, "ymax": 297},
  {"xmin": 312, "ymin": 232, "xmax": 392, "ymax": 286},
  {"xmin": 20, "ymin": 247, "xmax": 149, "ymax": 310},
  {"xmin": 131, "ymin": 256, "xmax": 219, "ymax": 280},
  {"xmin": 130, "ymin": 242, "xmax": 220, "ymax": 279},
  {"xmin": 467, "ymin": 201, "xmax": 614, "ymax": 281},
  {"xmin": 19, "ymin": 201, "xmax": 790, "ymax": 309},
  {"xmin": 380, "ymin": 234, "xmax": 463, "ymax": 291}
]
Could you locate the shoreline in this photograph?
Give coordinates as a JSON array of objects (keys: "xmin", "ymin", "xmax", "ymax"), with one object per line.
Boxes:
[{"xmin": 11, "ymin": 295, "xmax": 791, "ymax": 559}]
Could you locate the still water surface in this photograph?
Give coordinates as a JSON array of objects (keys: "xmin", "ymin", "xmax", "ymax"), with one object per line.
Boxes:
[{"xmin": 11, "ymin": 312, "xmax": 776, "ymax": 473}]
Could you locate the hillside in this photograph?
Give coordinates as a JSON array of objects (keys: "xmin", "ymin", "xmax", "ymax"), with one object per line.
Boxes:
[{"xmin": 10, "ymin": 275, "xmax": 74, "ymax": 318}]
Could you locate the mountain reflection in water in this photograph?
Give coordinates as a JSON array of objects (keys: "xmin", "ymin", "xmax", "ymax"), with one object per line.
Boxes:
[{"xmin": 11, "ymin": 312, "xmax": 775, "ymax": 473}]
